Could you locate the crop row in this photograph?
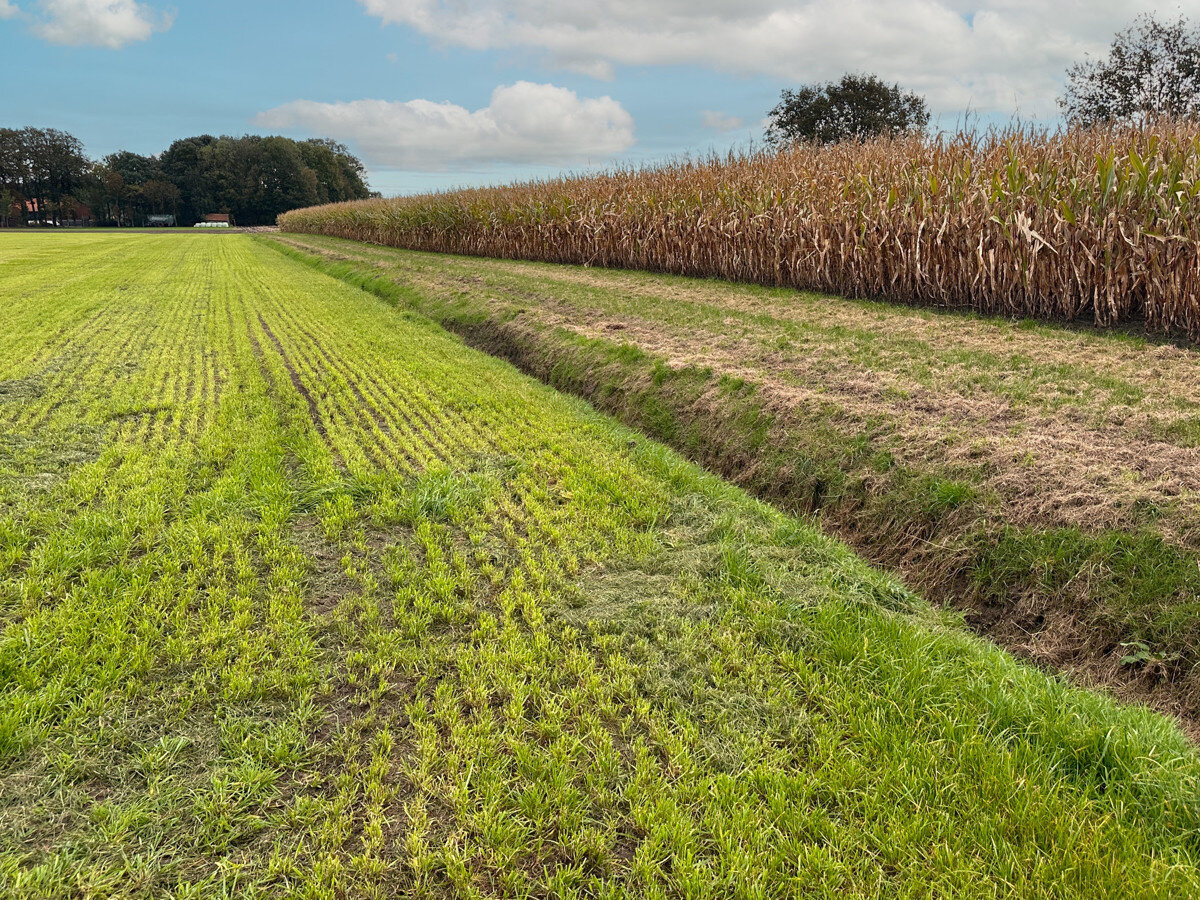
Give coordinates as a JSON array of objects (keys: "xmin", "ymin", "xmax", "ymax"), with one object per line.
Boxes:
[
  {"xmin": 281, "ymin": 121, "xmax": 1200, "ymax": 338},
  {"xmin": 4, "ymin": 234, "xmax": 1200, "ymax": 896},
  {"xmin": 265, "ymin": 230, "xmax": 1200, "ymax": 722}
]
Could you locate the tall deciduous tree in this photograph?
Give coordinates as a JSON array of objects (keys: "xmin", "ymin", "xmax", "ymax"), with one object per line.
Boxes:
[
  {"xmin": 0, "ymin": 128, "xmax": 88, "ymax": 224},
  {"xmin": 103, "ymin": 150, "xmax": 160, "ymax": 187},
  {"xmin": 0, "ymin": 186, "xmax": 15, "ymax": 227},
  {"xmin": 141, "ymin": 179, "xmax": 181, "ymax": 215},
  {"xmin": 0, "ymin": 129, "xmax": 29, "ymax": 224},
  {"xmin": 160, "ymin": 135, "xmax": 216, "ymax": 225},
  {"xmin": 765, "ymin": 74, "xmax": 930, "ymax": 146},
  {"xmin": 1061, "ymin": 14, "xmax": 1200, "ymax": 124}
]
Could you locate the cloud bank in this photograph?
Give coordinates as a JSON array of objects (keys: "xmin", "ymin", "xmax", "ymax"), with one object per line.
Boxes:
[
  {"xmin": 2, "ymin": 0, "xmax": 172, "ymax": 48},
  {"xmin": 701, "ymin": 110, "xmax": 745, "ymax": 132},
  {"xmin": 356, "ymin": 0, "xmax": 1200, "ymax": 116},
  {"xmin": 257, "ymin": 81, "xmax": 635, "ymax": 171}
]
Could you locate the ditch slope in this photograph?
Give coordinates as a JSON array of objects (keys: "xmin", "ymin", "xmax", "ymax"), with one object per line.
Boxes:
[{"xmin": 268, "ymin": 232, "xmax": 1200, "ymax": 729}]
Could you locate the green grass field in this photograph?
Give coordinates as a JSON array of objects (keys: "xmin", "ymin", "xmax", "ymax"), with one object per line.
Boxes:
[
  {"xmin": 266, "ymin": 232, "xmax": 1200, "ymax": 726},
  {"xmin": 3, "ymin": 232, "xmax": 1200, "ymax": 898}
]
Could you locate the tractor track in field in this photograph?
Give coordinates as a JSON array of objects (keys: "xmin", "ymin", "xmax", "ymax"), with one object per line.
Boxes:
[{"xmin": 257, "ymin": 313, "xmax": 326, "ymax": 438}]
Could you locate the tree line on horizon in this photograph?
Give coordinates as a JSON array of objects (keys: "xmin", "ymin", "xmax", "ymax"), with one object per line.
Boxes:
[{"xmin": 0, "ymin": 130, "xmax": 374, "ymax": 228}]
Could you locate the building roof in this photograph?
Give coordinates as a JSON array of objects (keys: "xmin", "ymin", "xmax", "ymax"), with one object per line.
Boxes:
[{"xmin": 24, "ymin": 199, "xmax": 92, "ymax": 217}]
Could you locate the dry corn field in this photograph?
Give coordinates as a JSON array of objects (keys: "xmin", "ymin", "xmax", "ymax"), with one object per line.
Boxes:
[{"xmin": 280, "ymin": 122, "xmax": 1200, "ymax": 339}]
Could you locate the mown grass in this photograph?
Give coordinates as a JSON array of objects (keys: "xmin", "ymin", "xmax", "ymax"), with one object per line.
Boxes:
[
  {"xmin": 2, "ymin": 232, "xmax": 1200, "ymax": 897},
  {"xmin": 263, "ymin": 234, "xmax": 1200, "ymax": 721}
]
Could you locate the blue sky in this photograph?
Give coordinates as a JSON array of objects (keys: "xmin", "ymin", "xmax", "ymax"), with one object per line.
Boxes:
[{"xmin": 1, "ymin": 1, "xmax": 1190, "ymax": 196}]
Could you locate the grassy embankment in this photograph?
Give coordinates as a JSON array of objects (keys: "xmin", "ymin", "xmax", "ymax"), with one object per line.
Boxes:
[
  {"xmin": 266, "ymin": 233, "xmax": 1200, "ymax": 725},
  {"xmin": 2, "ymin": 232, "xmax": 1200, "ymax": 897}
]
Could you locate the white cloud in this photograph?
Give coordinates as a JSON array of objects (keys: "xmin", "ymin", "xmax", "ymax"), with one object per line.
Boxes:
[
  {"xmin": 13, "ymin": 0, "xmax": 173, "ymax": 48},
  {"xmin": 256, "ymin": 81, "xmax": 635, "ymax": 171},
  {"xmin": 356, "ymin": 1, "xmax": 1200, "ymax": 117},
  {"xmin": 702, "ymin": 110, "xmax": 745, "ymax": 132}
]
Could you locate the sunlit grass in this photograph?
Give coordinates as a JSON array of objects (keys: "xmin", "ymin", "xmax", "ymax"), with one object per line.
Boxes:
[
  {"xmin": 0, "ymin": 232, "xmax": 1199, "ymax": 897},
  {"xmin": 266, "ymin": 233, "xmax": 1200, "ymax": 714}
]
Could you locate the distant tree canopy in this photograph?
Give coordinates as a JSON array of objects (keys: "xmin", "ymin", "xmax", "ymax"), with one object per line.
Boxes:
[
  {"xmin": 765, "ymin": 74, "xmax": 930, "ymax": 146},
  {"xmin": 0, "ymin": 127, "xmax": 88, "ymax": 225},
  {"xmin": 1061, "ymin": 14, "xmax": 1200, "ymax": 125},
  {"xmin": 0, "ymin": 127, "xmax": 372, "ymax": 226}
]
